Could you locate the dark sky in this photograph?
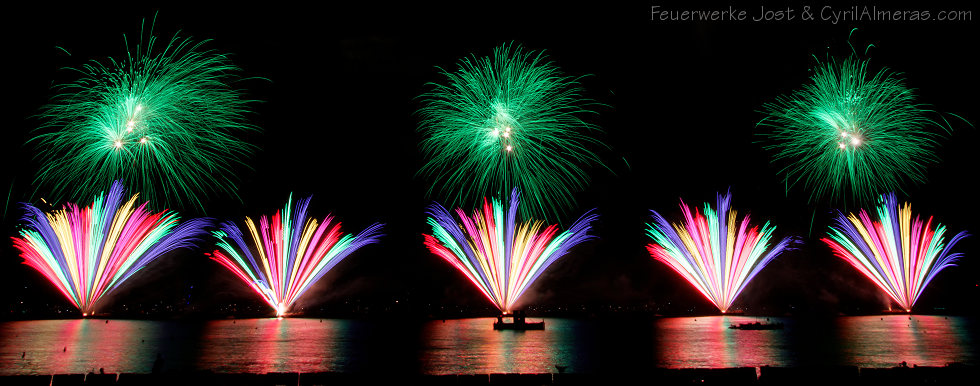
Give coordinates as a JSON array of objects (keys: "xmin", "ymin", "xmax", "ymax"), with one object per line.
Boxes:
[{"xmin": 1, "ymin": 2, "xmax": 977, "ymax": 317}]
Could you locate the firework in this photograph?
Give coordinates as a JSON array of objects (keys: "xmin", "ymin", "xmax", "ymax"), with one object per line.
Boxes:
[
  {"xmin": 417, "ymin": 43, "xmax": 605, "ymax": 220},
  {"xmin": 758, "ymin": 54, "xmax": 951, "ymax": 204},
  {"xmin": 209, "ymin": 195, "xmax": 383, "ymax": 316},
  {"xmin": 32, "ymin": 20, "xmax": 259, "ymax": 210},
  {"xmin": 646, "ymin": 192, "xmax": 796, "ymax": 313},
  {"xmin": 11, "ymin": 181, "xmax": 209, "ymax": 316},
  {"xmin": 822, "ymin": 193, "xmax": 967, "ymax": 311},
  {"xmin": 423, "ymin": 189, "xmax": 597, "ymax": 312}
]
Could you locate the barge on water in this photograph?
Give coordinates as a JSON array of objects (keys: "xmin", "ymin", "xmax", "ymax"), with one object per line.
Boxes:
[
  {"xmin": 493, "ymin": 311, "xmax": 544, "ymax": 330},
  {"xmin": 729, "ymin": 321, "xmax": 784, "ymax": 330}
]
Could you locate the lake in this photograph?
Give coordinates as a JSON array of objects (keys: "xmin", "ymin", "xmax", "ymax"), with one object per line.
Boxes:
[{"xmin": 0, "ymin": 315, "xmax": 975, "ymax": 375}]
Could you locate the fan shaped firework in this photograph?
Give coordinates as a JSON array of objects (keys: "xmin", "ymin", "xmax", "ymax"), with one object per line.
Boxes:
[
  {"xmin": 32, "ymin": 20, "xmax": 259, "ymax": 210},
  {"xmin": 417, "ymin": 43, "xmax": 605, "ymax": 220},
  {"xmin": 646, "ymin": 192, "xmax": 797, "ymax": 313},
  {"xmin": 11, "ymin": 181, "xmax": 210, "ymax": 316},
  {"xmin": 209, "ymin": 195, "xmax": 384, "ymax": 317},
  {"xmin": 758, "ymin": 54, "xmax": 950, "ymax": 204},
  {"xmin": 423, "ymin": 189, "xmax": 597, "ymax": 312},
  {"xmin": 822, "ymin": 193, "xmax": 967, "ymax": 311}
]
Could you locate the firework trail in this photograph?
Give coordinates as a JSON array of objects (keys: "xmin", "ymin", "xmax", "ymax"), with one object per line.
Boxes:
[
  {"xmin": 418, "ymin": 43, "xmax": 605, "ymax": 220},
  {"xmin": 646, "ymin": 192, "xmax": 797, "ymax": 313},
  {"xmin": 758, "ymin": 50, "xmax": 954, "ymax": 204},
  {"xmin": 210, "ymin": 195, "xmax": 384, "ymax": 316},
  {"xmin": 423, "ymin": 189, "xmax": 597, "ymax": 312},
  {"xmin": 32, "ymin": 18, "xmax": 259, "ymax": 210},
  {"xmin": 823, "ymin": 193, "xmax": 967, "ymax": 311},
  {"xmin": 11, "ymin": 181, "xmax": 210, "ymax": 316}
]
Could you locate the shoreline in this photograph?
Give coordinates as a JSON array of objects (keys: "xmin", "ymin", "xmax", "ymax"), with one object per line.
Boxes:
[{"xmin": 2, "ymin": 366, "xmax": 977, "ymax": 385}]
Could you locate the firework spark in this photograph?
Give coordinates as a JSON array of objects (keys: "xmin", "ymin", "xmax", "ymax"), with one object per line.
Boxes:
[
  {"xmin": 11, "ymin": 181, "xmax": 209, "ymax": 316},
  {"xmin": 417, "ymin": 43, "xmax": 605, "ymax": 220},
  {"xmin": 758, "ymin": 54, "xmax": 952, "ymax": 204},
  {"xmin": 423, "ymin": 189, "xmax": 597, "ymax": 312},
  {"xmin": 646, "ymin": 192, "xmax": 797, "ymax": 313},
  {"xmin": 822, "ymin": 193, "xmax": 967, "ymax": 311},
  {"xmin": 32, "ymin": 19, "xmax": 259, "ymax": 210},
  {"xmin": 209, "ymin": 195, "xmax": 383, "ymax": 317}
]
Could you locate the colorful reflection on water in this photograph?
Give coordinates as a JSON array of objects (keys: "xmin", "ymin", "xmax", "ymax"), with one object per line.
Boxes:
[
  {"xmin": 654, "ymin": 316, "xmax": 793, "ymax": 368},
  {"xmin": 0, "ymin": 315, "xmax": 976, "ymax": 375},
  {"xmin": 419, "ymin": 318, "xmax": 583, "ymax": 374},
  {"xmin": 0, "ymin": 319, "xmax": 199, "ymax": 375},
  {"xmin": 837, "ymin": 315, "xmax": 975, "ymax": 367},
  {"xmin": 197, "ymin": 318, "xmax": 345, "ymax": 373},
  {"xmin": 196, "ymin": 318, "xmax": 422, "ymax": 373}
]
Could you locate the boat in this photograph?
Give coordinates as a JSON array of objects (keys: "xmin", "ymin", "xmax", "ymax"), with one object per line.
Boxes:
[
  {"xmin": 493, "ymin": 310, "xmax": 544, "ymax": 330},
  {"xmin": 729, "ymin": 321, "xmax": 784, "ymax": 330}
]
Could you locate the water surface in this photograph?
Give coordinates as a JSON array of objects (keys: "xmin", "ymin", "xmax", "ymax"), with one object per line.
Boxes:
[{"xmin": 1, "ymin": 315, "xmax": 975, "ymax": 375}]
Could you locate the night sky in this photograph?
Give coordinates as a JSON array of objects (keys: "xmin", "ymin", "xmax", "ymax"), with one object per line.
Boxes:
[{"xmin": 2, "ymin": 2, "xmax": 977, "ymax": 318}]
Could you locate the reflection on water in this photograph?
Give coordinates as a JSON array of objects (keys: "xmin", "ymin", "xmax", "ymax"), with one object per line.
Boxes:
[
  {"xmin": 0, "ymin": 315, "xmax": 976, "ymax": 375},
  {"xmin": 419, "ymin": 318, "xmax": 581, "ymax": 374},
  {"xmin": 654, "ymin": 316, "xmax": 792, "ymax": 368},
  {"xmin": 197, "ymin": 318, "xmax": 346, "ymax": 373},
  {"xmin": 197, "ymin": 318, "xmax": 423, "ymax": 373},
  {"xmin": 837, "ymin": 315, "xmax": 975, "ymax": 367},
  {"xmin": 0, "ymin": 319, "xmax": 200, "ymax": 375}
]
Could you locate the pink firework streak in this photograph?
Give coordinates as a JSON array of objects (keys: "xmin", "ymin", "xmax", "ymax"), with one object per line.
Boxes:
[
  {"xmin": 423, "ymin": 189, "xmax": 597, "ymax": 312},
  {"xmin": 646, "ymin": 191, "xmax": 797, "ymax": 313},
  {"xmin": 209, "ymin": 195, "xmax": 383, "ymax": 316},
  {"xmin": 822, "ymin": 193, "xmax": 967, "ymax": 312},
  {"xmin": 11, "ymin": 181, "xmax": 209, "ymax": 316}
]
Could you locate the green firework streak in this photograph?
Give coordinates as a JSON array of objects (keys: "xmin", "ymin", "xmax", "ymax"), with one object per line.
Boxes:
[
  {"xmin": 757, "ymin": 54, "xmax": 954, "ymax": 205},
  {"xmin": 417, "ymin": 43, "xmax": 606, "ymax": 221},
  {"xmin": 31, "ymin": 18, "xmax": 260, "ymax": 211}
]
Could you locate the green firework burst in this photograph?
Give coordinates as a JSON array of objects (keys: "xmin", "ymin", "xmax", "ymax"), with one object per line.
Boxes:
[
  {"xmin": 417, "ymin": 43, "xmax": 606, "ymax": 221},
  {"xmin": 757, "ymin": 53, "xmax": 955, "ymax": 205},
  {"xmin": 31, "ymin": 19, "xmax": 259, "ymax": 210}
]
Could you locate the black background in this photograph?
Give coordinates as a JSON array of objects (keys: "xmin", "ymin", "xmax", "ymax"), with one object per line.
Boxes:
[{"xmin": 1, "ymin": 1, "xmax": 977, "ymax": 318}]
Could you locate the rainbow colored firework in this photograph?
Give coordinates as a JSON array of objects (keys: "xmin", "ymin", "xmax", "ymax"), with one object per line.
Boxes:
[
  {"xmin": 423, "ymin": 189, "xmax": 597, "ymax": 312},
  {"xmin": 822, "ymin": 193, "xmax": 967, "ymax": 311},
  {"xmin": 11, "ymin": 181, "xmax": 209, "ymax": 316},
  {"xmin": 210, "ymin": 195, "xmax": 383, "ymax": 316},
  {"xmin": 646, "ymin": 192, "xmax": 797, "ymax": 313}
]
